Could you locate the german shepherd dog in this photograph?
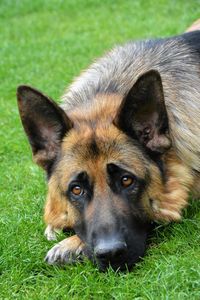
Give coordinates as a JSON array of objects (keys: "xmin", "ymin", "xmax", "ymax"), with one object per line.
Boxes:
[{"xmin": 17, "ymin": 28, "xmax": 200, "ymax": 271}]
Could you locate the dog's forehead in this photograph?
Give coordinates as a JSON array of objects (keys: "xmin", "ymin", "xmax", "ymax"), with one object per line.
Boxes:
[{"xmin": 56, "ymin": 125, "xmax": 147, "ymax": 182}]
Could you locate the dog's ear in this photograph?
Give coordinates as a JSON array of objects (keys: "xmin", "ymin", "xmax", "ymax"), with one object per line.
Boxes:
[
  {"xmin": 114, "ymin": 70, "xmax": 171, "ymax": 154},
  {"xmin": 17, "ymin": 85, "xmax": 73, "ymax": 171}
]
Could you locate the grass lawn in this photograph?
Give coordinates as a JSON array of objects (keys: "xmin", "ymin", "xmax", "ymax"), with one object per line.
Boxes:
[{"xmin": 0, "ymin": 0, "xmax": 200, "ymax": 299}]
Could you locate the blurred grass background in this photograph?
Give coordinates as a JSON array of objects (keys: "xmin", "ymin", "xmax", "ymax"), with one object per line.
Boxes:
[{"xmin": 0, "ymin": 1, "xmax": 200, "ymax": 299}]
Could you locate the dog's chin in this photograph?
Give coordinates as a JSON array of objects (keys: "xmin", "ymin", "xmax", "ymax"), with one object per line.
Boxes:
[
  {"xmin": 96, "ymin": 254, "xmax": 143, "ymax": 272},
  {"xmin": 84, "ymin": 248, "xmax": 145, "ymax": 272}
]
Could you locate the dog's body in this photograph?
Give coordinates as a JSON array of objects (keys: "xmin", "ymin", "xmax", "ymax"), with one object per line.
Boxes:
[
  {"xmin": 63, "ymin": 32, "xmax": 200, "ymax": 171},
  {"xmin": 17, "ymin": 30, "xmax": 200, "ymax": 270}
]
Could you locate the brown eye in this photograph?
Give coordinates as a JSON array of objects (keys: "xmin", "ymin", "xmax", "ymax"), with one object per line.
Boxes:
[
  {"xmin": 121, "ymin": 176, "xmax": 134, "ymax": 188},
  {"xmin": 71, "ymin": 185, "xmax": 84, "ymax": 196}
]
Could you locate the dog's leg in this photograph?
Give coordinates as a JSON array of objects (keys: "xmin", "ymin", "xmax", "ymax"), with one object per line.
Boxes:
[
  {"xmin": 43, "ymin": 183, "xmax": 75, "ymax": 241},
  {"xmin": 44, "ymin": 224, "xmax": 61, "ymax": 241},
  {"xmin": 45, "ymin": 235, "xmax": 85, "ymax": 265}
]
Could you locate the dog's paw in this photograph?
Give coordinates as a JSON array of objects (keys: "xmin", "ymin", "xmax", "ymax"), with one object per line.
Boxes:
[
  {"xmin": 45, "ymin": 235, "xmax": 85, "ymax": 265},
  {"xmin": 44, "ymin": 225, "xmax": 61, "ymax": 241}
]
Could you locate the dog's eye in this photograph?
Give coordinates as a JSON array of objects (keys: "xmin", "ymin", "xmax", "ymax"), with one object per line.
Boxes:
[
  {"xmin": 121, "ymin": 176, "xmax": 134, "ymax": 188},
  {"xmin": 71, "ymin": 185, "xmax": 84, "ymax": 196}
]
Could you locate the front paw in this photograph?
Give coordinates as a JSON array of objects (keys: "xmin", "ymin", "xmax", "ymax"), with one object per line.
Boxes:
[{"xmin": 45, "ymin": 235, "xmax": 85, "ymax": 265}]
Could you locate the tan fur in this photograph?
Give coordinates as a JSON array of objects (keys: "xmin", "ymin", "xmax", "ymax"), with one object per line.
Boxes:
[
  {"xmin": 45, "ymin": 115, "xmax": 195, "ymax": 230},
  {"xmin": 55, "ymin": 235, "xmax": 84, "ymax": 252},
  {"xmin": 44, "ymin": 175, "xmax": 80, "ymax": 230},
  {"xmin": 45, "ymin": 235, "xmax": 85, "ymax": 264},
  {"xmin": 144, "ymin": 150, "xmax": 194, "ymax": 221},
  {"xmin": 44, "ymin": 109, "xmax": 198, "ymax": 262},
  {"xmin": 192, "ymin": 175, "xmax": 200, "ymax": 198},
  {"xmin": 68, "ymin": 94, "xmax": 121, "ymax": 128}
]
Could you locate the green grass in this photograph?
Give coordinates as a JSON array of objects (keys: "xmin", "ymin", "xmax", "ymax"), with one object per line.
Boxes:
[{"xmin": 0, "ymin": 0, "xmax": 200, "ymax": 299}]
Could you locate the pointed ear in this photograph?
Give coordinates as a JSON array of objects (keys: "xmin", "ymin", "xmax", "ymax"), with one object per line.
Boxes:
[
  {"xmin": 114, "ymin": 70, "xmax": 171, "ymax": 154},
  {"xmin": 17, "ymin": 85, "xmax": 73, "ymax": 171}
]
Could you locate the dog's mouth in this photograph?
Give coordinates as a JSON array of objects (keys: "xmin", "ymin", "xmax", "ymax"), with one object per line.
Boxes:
[
  {"xmin": 76, "ymin": 218, "xmax": 154, "ymax": 271},
  {"xmin": 80, "ymin": 222, "xmax": 155, "ymax": 271},
  {"xmin": 95, "ymin": 252, "xmax": 142, "ymax": 272},
  {"xmin": 82, "ymin": 242, "xmax": 147, "ymax": 272}
]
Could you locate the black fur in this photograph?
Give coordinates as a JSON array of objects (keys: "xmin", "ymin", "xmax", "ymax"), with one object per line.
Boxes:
[
  {"xmin": 114, "ymin": 70, "xmax": 170, "ymax": 154},
  {"xmin": 182, "ymin": 31, "xmax": 200, "ymax": 58}
]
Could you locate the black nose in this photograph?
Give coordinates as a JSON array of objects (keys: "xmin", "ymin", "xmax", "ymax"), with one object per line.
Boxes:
[{"xmin": 94, "ymin": 241, "xmax": 127, "ymax": 261}]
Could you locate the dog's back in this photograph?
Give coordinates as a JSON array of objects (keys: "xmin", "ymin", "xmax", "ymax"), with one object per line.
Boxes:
[{"xmin": 62, "ymin": 31, "xmax": 200, "ymax": 172}]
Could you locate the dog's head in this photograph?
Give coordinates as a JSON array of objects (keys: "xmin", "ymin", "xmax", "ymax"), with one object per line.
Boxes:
[{"xmin": 17, "ymin": 70, "xmax": 178, "ymax": 270}]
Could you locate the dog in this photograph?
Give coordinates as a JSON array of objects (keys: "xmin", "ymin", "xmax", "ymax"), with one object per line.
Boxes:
[{"xmin": 17, "ymin": 28, "xmax": 200, "ymax": 271}]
